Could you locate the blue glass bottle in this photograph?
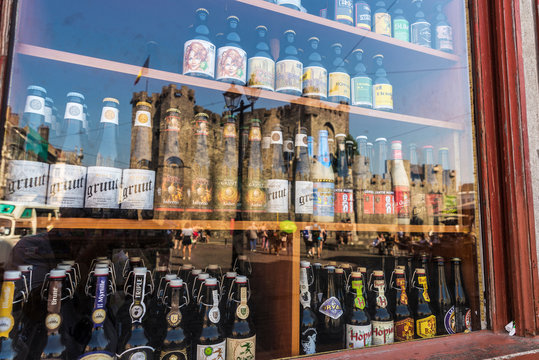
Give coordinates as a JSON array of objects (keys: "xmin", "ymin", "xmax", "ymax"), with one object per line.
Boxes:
[
  {"xmin": 302, "ymin": 37, "xmax": 327, "ymax": 99},
  {"xmin": 61, "ymin": 92, "xmax": 85, "ymax": 156},
  {"xmin": 354, "ymin": 1, "xmax": 371, "ymax": 30},
  {"xmin": 248, "ymin": 25, "xmax": 275, "ymax": 91},
  {"xmin": 374, "ymin": 1, "xmax": 391, "ymax": 37},
  {"xmin": 276, "ymin": 30, "xmax": 303, "ymax": 96},
  {"xmin": 328, "ymin": 43, "xmax": 350, "ymax": 104},
  {"xmin": 372, "ymin": 55, "xmax": 393, "ymax": 111},
  {"xmin": 411, "ymin": 0, "xmax": 431, "ymax": 48},
  {"xmin": 217, "ymin": 16, "xmax": 247, "ymax": 85},
  {"xmin": 96, "ymin": 98, "xmax": 119, "ymax": 168},
  {"xmin": 21, "ymin": 85, "xmax": 46, "ymax": 131},
  {"xmin": 351, "ymin": 49, "xmax": 372, "ymax": 108},
  {"xmin": 183, "ymin": 8, "xmax": 216, "ymax": 79},
  {"xmin": 393, "ymin": 0, "xmax": 410, "ymax": 42},
  {"xmin": 329, "ymin": 0, "xmax": 354, "ymax": 25},
  {"xmin": 277, "ymin": 0, "xmax": 302, "ymax": 11},
  {"xmin": 434, "ymin": 4, "xmax": 453, "ymax": 52}
]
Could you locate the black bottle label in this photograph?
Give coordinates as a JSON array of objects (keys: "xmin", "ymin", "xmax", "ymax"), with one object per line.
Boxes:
[
  {"xmin": 160, "ymin": 348, "xmax": 189, "ymax": 360},
  {"xmin": 78, "ymin": 350, "xmax": 114, "ymax": 359}
]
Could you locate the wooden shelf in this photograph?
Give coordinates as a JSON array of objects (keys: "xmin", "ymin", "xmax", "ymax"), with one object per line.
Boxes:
[{"xmin": 16, "ymin": 43, "xmax": 464, "ymax": 131}]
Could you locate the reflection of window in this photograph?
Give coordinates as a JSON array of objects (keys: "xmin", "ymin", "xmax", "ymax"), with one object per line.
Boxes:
[
  {"xmin": 21, "ymin": 208, "xmax": 33, "ymax": 218},
  {"xmin": 0, "ymin": 219, "xmax": 12, "ymax": 236}
]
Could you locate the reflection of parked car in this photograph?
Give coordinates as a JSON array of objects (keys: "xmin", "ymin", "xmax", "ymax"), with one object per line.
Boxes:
[{"xmin": 0, "ymin": 201, "xmax": 59, "ymax": 265}]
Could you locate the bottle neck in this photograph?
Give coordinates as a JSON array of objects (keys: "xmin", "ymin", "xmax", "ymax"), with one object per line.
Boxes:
[
  {"xmin": 394, "ymin": 275, "xmax": 408, "ymax": 306},
  {"xmin": 92, "ymin": 274, "xmax": 109, "ymax": 328},
  {"xmin": 350, "ymin": 277, "xmax": 366, "ymax": 310}
]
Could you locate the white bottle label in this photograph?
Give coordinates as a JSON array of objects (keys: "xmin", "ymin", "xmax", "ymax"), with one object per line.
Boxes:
[
  {"xmin": 183, "ymin": 39, "xmax": 216, "ymax": 78},
  {"xmin": 295, "ymin": 134, "xmax": 308, "ymax": 147},
  {"xmin": 302, "ymin": 66, "xmax": 327, "ymax": 98},
  {"xmin": 47, "ymin": 164, "xmax": 86, "ymax": 208},
  {"xmin": 64, "ymin": 102, "xmax": 84, "ymax": 121},
  {"xmin": 196, "ymin": 340, "xmax": 226, "ymax": 360},
  {"xmin": 276, "ymin": 59, "xmax": 303, "ymax": 94},
  {"xmin": 24, "ymin": 95, "xmax": 45, "ymax": 116},
  {"xmin": 120, "ymin": 169, "xmax": 155, "ymax": 210},
  {"xmin": 295, "ymin": 181, "xmax": 313, "ymax": 214},
  {"xmin": 216, "ymin": 46, "xmax": 247, "ymax": 84},
  {"xmin": 270, "ymin": 131, "xmax": 283, "ymax": 145},
  {"xmin": 371, "ymin": 320, "xmax": 394, "ymax": 345},
  {"xmin": 226, "ymin": 335, "xmax": 256, "ymax": 360},
  {"xmin": 135, "ymin": 110, "xmax": 152, "ymax": 128},
  {"xmin": 266, "ymin": 179, "xmax": 288, "ymax": 213},
  {"xmin": 78, "ymin": 351, "xmax": 114, "ymax": 359},
  {"xmin": 85, "ymin": 166, "xmax": 122, "ymax": 209},
  {"xmin": 346, "ymin": 324, "xmax": 372, "ymax": 348},
  {"xmin": 5, "ymin": 160, "xmax": 49, "ymax": 204},
  {"xmin": 100, "ymin": 106, "xmax": 119, "ymax": 125},
  {"xmin": 117, "ymin": 346, "xmax": 155, "ymax": 360},
  {"xmin": 247, "ymin": 56, "xmax": 275, "ymax": 91},
  {"xmin": 437, "ymin": 25, "xmax": 454, "ymax": 51}
]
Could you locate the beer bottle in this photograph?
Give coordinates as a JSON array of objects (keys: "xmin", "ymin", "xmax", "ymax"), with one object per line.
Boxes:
[
  {"xmin": 85, "ymin": 97, "xmax": 122, "ymax": 213},
  {"xmin": 300, "ymin": 261, "xmax": 318, "ymax": 355},
  {"xmin": 391, "ymin": 141, "xmax": 410, "ymax": 225},
  {"xmin": 424, "ymin": 145, "xmax": 441, "ymax": 225},
  {"xmin": 318, "ymin": 266, "xmax": 344, "ymax": 345},
  {"xmin": 275, "ymin": 30, "xmax": 303, "ymax": 96},
  {"xmin": 267, "ymin": 125, "xmax": 289, "ymax": 220},
  {"xmin": 372, "ymin": 55, "xmax": 393, "ymax": 111},
  {"xmin": 302, "ymin": 37, "xmax": 327, "ymax": 100},
  {"xmin": 310, "ymin": 263, "xmax": 323, "ymax": 313},
  {"xmin": 247, "ymin": 25, "xmax": 275, "ymax": 92},
  {"xmin": 411, "ymin": 0, "xmax": 432, "ymax": 48},
  {"xmin": 293, "ymin": 127, "xmax": 313, "ymax": 221},
  {"xmin": 335, "ymin": 134, "xmax": 354, "ymax": 222},
  {"xmin": 284, "ymin": 136, "xmax": 295, "ymax": 175},
  {"xmin": 312, "ymin": 130, "xmax": 335, "ymax": 223},
  {"xmin": 179, "ymin": 264, "xmax": 194, "ymax": 284},
  {"xmin": 233, "ymin": 255, "xmax": 252, "ymax": 278},
  {"xmin": 20, "ymin": 85, "xmax": 48, "ymax": 162},
  {"xmin": 194, "ymin": 278, "xmax": 226, "ymax": 360},
  {"xmin": 148, "ymin": 271, "xmax": 176, "ymax": 350},
  {"xmin": 220, "ymin": 272, "xmax": 237, "ymax": 320},
  {"xmin": 366, "ymin": 142, "xmax": 374, "ymax": 173},
  {"xmin": 328, "ymin": 43, "xmax": 351, "ymax": 104},
  {"xmin": 345, "ymin": 272, "xmax": 371, "ymax": 349},
  {"xmin": 156, "ymin": 108, "xmax": 184, "ymax": 215},
  {"xmin": 434, "ymin": 257, "xmax": 454, "ymax": 335},
  {"xmin": 277, "ymin": 0, "xmax": 302, "ymax": 11},
  {"xmin": 392, "ymin": 0, "xmax": 410, "ymax": 42},
  {"xmin": 351, "ymin": 49, "xmax": 372, "ymax": 108},
  {"xmin": 217, "ymin": 16, "xmax": 247, "ymax": 85},
  {"xmin": 226, "ymin": 276, "xmax": 256, "ymax": 360},
  {"xmin": 391, "ymin": 268, "xmax": 414, "ymax": 342},
  {"xmin": 214, "ymin": 115, "xmax": 239, "ymax": 218},
  {"xmin": 409, "ymin": 143, "xmax": 422, "ymax": 182},
  {"xmin": 0, "ymin": 271, "xmax": 26, "ymax": 359},
  {"xmin": 205, "ymin": 265, "xmax": 223, "ymax": 284},
  {"xmin": 329, "ymin": 0, "xmax": 354, "ymax": 25},
  {"xmin": 434, "ymin": 4, "xmax": 454, "ymax": 53},
  {"xmin": 194, "ymin": 274, "xmax": 211, "ymax": 314},
  {"xmin": 123, "ymin": 100, "xmax": 155, "ymax": 213},
  {"xmin": 412, "ymin": 268, "xmax": 436, "ymax": 338},
  {"xmin": 374, "ymin": 1, "xmax": 391, "ymax": 37},
  {"xmin": 183, "ymin": 8, "xmax": 216, "ymax": 79},
  {"xmin": 158, "ymin": 279, "xmax": 191, "ymax": 360},
  {"xmin": 243, "ymin": 119, "xmax": 266, "ymax": 220},
  {"xmin": 53, "ymin": 264, "xmax": 81, "ymax": 353},
  {"xmin": 354, "ymin": 1, "xmax": 372, "ymax": 30},
  {"xmin": 40, "ymin": 269, "xmax": 67, "ymax": 359},
  {"xmin": 421, "ymin": 254, "xmax": 433, "ymax": 290},
  {"xmin": 369, "ymin": 270, "xmax": 394, "ymax": 345},
  {"xmin": 450, "ymin": 258, "xmax": 472, "ymax": 333},
  {"xmin": 189, "ymin": 112, "xmax": 213, "ymax": 216}
]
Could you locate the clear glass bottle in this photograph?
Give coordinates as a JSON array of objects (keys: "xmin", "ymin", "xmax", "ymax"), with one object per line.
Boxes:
[
  {"xmin": 374, "ymin": 1, "xmax": 391, "ymax": 37},
  {"xmin": 183, "ymin": 8, "xmax": 216, "ymax": 79},
  {"xmin": 276, "ymin": 30, "xmax": 303, "ymax": 96},
  {"xmin": 411, "ymin": 0, "xmax": 432, "ymax": 48},
  {"xmin": 351, "ymin": 49, "xmax": 373, "ymax": 108},
  {"xmin": 372, "ymin": 54, "xmax": 393, "ymax": 111},
  {"xmin": 216, "ymin": 16, "xmax": 247, "ymax": 85},
  {"xmin": 328, "ymin": 43, "xmax": 351, "ymax": 104},
  {"xmin": 312, "ymin": 130, "xmax": 335, "ymax": 223},
  {"xmin": 302, "ymin": 37, "xmax": 327, "ymax": 100},
  {"xmin": 434, "ymin": 4, "xmax": 454, "ymax": 52},
  {"xmin": 247, "ymin": 25, "xmax": 275, "ymax": 91}
]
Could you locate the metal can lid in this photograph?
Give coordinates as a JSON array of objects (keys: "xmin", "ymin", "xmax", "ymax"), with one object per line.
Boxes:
[{"xmin": 4, "ymin": 271, "xmax": 21, "ymax": 280}]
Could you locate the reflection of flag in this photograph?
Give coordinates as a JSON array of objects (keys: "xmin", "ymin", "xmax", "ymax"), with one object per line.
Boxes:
[{"xmin": 134, "ymin": 56, "xmax": 150, "ymax": 85}]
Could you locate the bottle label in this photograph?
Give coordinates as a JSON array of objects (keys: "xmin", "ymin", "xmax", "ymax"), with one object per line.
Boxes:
[
  {"xmin": 217, "ymin": 46, "xmax": 247, "ymax": 84},
  {"xmin": 373, "ymin": 84, "xmax": 393, "ymax": 110},
  {"xmin": 299, "ymin": 268, "xmax": 311, "ymax": 308},
  {"xmin": 24, "ymin": 95, "xmax": 46, "ymax": 116},
  {"xmin": 334, "ymin": 0, "xmax": 354, "ymax": 23},
  {"xmin": 209, "ymin": 290, "xmax": 220, "ymax": 324},
  {"xmin": 394, "ymin": 185, "xmax": 410, "ymax": 220},
  {"xmin": 120, "ymin": 169, "xmax": 155, "ymax": 210},
  {"xmin": 165, "ymin": 114, "xmax": 181, "ymax": 132},
  {"xmin": 350, "ymin": 279, "xmax": 366, "ymax": 309},
  {"xmin": 355, "ymin": 3, "xmax": 372, "ymax": 30},
  {"xmin": 442, "ymin": 194, "xmax": 457, "ymax": 215},
  {"xmin": 295, "ymin": 181, "xmax": 314, "ymax": 215},
  {"xmin": 78, "ymin": 351, "xmax": 114, "ymax": 360},
  {"xmin": 363, "ymin": 190, "xmax": 374, "ymax": 214},
  {"xmin": 396, "ymin": 278, "xmax": 408, "ymax": 305},
  {"xmin": 394, "ymin": 318, "xmax": 414, "ymax": 341},
  {"xmin": 393, "ymin": 19, "xmax": 410, "ymax": 42},
  {"xmin": 215, "ymin": 178, "xmax": 239, "ymax": 208},
  {"xmin": 416, "ymin": 315, "xmax": 436, "ymax": 338},
  {"xmin": 371, "ymin": 321, "xmax": 394, "ymax": 345},
  {"xmin": 100, "ymin": 106, "xmax": 119, "ymax": 125},
  {"xmin": 418, "ymin": 276, "xmax": 430, "ymax": 301},
  {"xmin": 335, "ymin": 188, "xmax": 354, "ymax": 214},
  {"xmin": 0, "ymin": 281, "xmax": 15, "ymax": 337},
  {"xmin": 196, "ymin": 340, "xmax": 226, "ymax": 360},
  {"xmin": 236, "ymin": 287, "xmax": 250, "ymax": 320},
  {"xmin": 436, "ymin": 25, "xmax": 453, "ymax": 51},
  {"xmin": 351, "ymin": 76, "xmax": 373, "ymax": 107},
  {"xmin": 251, "ymin": 130, "xmax": 263, "ymax": 142},
  {"xmin": 374, "ymin": 191, "xmax": 394, "ymax": 214},
  {"xmin": 160, "ymin": 348, "xmax": 188, "ymax": 360},
  {"xmin": 346, "ymin": 324, "xmax": 372, "ymax": 348},
  {"xmin": 5, "ymin": 160, "xmax": 49, "ymax": 204},
  {"xmin": 226, "ymin": 335, "xmax": 255, "ymax": 360},
  {"xmin": 266, "ymin": 179, "xmax": 288, "ymax": 213},
  {"xmin": 91, "ymin": 275, "xmax": 108, "ymax": 328},
  {"xmin": 375, "ymin": 12, "xmax": 391, "ymax": 36},
  {"xmin": 64, "ymin": 102, "xmax": 84, "ymax": 121},
  {"xmin": 319, "ymin": 296, "xmax": 343, "ymax": 320},
  {"xmin": 191, "ymin": 177, "xmax": 212, "ymax": 207},
  {"xmin": 295, "ymin": 133, "xmax": 308, "ymax": 147},
  {"xmin": 427, "ymin": 193, "xmax": 442, "ymax": 216},
  {"xmin": 248, "ymin": 57, "xmax": 275, "ymax": 91},
  {"xmin": 135, "ymin": 110, "xmax": 152, "ymax": 128},
  {"xmin": 46, "ymin": 279, "xmax": 62, "ymax": 334},
  {"xmin": 301, "ymin": 327, "xmax": 317, "ymax": 355},
  {"xmin": 157, "ymin": 172, "xmax": 183, "ymax": 208},
  {"xmin": 47, "ymin": 164, "xmax": 86, "ymax": 208},
  {"xmin": 277, "ymin": 0, "xmax": 301, "ymax": 8},
  {"xmin": 445, "ymin": 306, "xmax": 456, "ymax": 334},
  {"xmin": 411, "ymin": 21, "xmax": 432, "ymax": 47},
  {"xmin": 271, "ymin": 131, "xmax": 283, "ymax": 145},
  {"xmin": 303, "ymin": 66, "xmax": 327, "ymax": 98},
  {"xmin": 313, "ymin": 181, "xmax": 335, "ymax": 219},
  {"xmin": 275, "ymin": 59, "xmax": 303, "ymax": 94},
  {"xmin": 117, "ymin": 346, "xmax": 155, "ymax": 360},
  {"xmin": 85, "ymin": 166, "xmax": 122, "ymax": 209},
  {"xmin": 329, "ymin": 72, "xmax": 351, "ymax": 100},
  {"xmin": 244, "ymin": 180, "xmax": 266, "ymax": 211},
  {"xmin": 183, "ymin": 39, "xmax": 216, "ymax": 78},
  {"xmin": 465, "ymin": 309, "xmax": 472, "ymax": 332},
  {"xmin": 44, "ymin": 104, "xmax": 53, "ymax": 124}
]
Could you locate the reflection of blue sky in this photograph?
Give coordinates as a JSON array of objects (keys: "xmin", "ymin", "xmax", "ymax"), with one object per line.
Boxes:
[{"xmin": 8, "ymin": 0, "xmax": 475, "ymax": 183}]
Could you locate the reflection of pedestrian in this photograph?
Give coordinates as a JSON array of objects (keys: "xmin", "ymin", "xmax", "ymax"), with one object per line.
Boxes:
[
  {"xmin": 372, "ymin": 233, "xmax": 386, "ymax": 255},
  {"xmin": 260, "ymin": 226, "xmax": 268, "ymax": 252},
  {"xmin": 247, "ymin": 222, "xmax": 258, "ymax": 252},
  {"xmin": 303, "ymin": 225, "xmax": 313, "ymax": 258},
  {"xmin": 181, "ymin": 225, "xmax": 194, "ymax": 260},
  {"xmin": 312, "ymin": 223, "xmax": 321, "ymax": 259},
  {"xmin": 172, "ymin": 230, "xmax": 180, "ymax": 250}
]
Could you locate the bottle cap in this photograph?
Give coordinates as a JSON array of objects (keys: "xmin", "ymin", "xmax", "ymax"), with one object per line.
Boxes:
[
  {"xmin": 56, "ymin": 264, "xmax": 72, "ymax": 271},
  {"xmin": 102, "ymin": 97, "xmax": 120, "ymax": 104},
  {"xmin": 238, "ymin": 255, "xmax": 248, "ymax": 261},
  {"xmin": 300, "ymin": 261, "xmax": 311, "ymax": 268},
  {"xmin": 181, "ymin": 264, "xmax": 193, "ymax": 270},
  {"xmin": 136, "ymin": 101, "xmax": 152, "ymax": 108},
  {"xmin": 284, "ymin": 29, "xmax": 296, "ymax": 36},
  {"xmin": 308, "ymin": 36, "xmax": 320, "ymax": 42},
  {"xmin": 313, "ymin": 263, "xmax": 322, "ymax": 267},
  {"xmin": 227, "ymin": 15, "xmax": 240, "ymax": 22},
  {"xmin": 205, "ymin": 277, "xmax": 218, "ymax": 286},
  {"xmin": 391, "ymin": 141, "xmax": 402, "ymax": 150},
  {"xmin": 423, "ymin": 145, "xmax": 434, "ymax": 149},
  {"xmin": 207, "ymin": 264, "xmax": 219, "ymax": 270},
  {"xmin": 165, "ymin": 274, "xmax": 177, "ymax": 281},
  {"xmin": 196, "ymin": 8, "xmax": 209, "ymax": 15},
  {"xmin": 156, "ymin": 265, "xmax": 168, "ymax": 272},
  {"xmin": 359, "ymin": 267, "xmax": 367, "ymax": 273},
  {"xmin": 352, "ymin": 48, "xmax": 364, "ymax": 54},
  {"xmin": 367, "ymin": 142, "xmax": 373, "ymax": 146},
  {"xmin": 451, "ymin": 257, "xmax": 461, "ymax": 262},
  {"xmin": 236, "ymin": 275, "xmax": 248, "ymax": 283},
  {"xmin": 96, "ymin": 256, "xmax": 108, "ymax": 261},
  {"xmin": 95, "ymin": 264, "xmax": 108, "ymax": 270},
  {"xmin": 351, "ymin": 271, "xmax": 362, "ymax": 278},
  {"xmin": 50, "ymin": 269, "xmax": 67, "ymax": 278},
  {"xmin": 97, "ymin": 259, "xmax": 111, "ymax": 265},
  {"xmin": 94, "ymin": 267, "xmax": 109, "ymax": 276},
  {"xmin": 166, "ymin": 108, "xmax": 181, "ymax": 114},
  {"xmin": 331, "ymin": 42, "xmax": 343, "ymax": 48},
  {"xmin": 373, "ymin": 270, "xmax": 384, "ymax": 276},
  {"xmin": 396, "ymin": 265, "xmax": 406, "ymax": 270},
  {"xmin": 328, "ymin": 261, "xmax": 337, "ymax": 266},
  {"xmin": 62, "ymin": 260, "xmax": 76, "ymax": 266},
  {"xmin": 192, "ymin": 269, "xmax": 202, "ymax": 275},
  {"xmin": 28, "ymin": 85, "xmax": 47, "ymax": 93},
  {"xmin": 18, "ymin": 265, "xmax": 33, "ymax": 271},
  {"xmin": 198, "ymin": 273, "xmax": 210, "ymax": 280},
  {"xmin": 130, "ymin": 256, "xmax": 141, "ymax": 262},
  {"xmin": 66, "ymin": 92, "xmax": 85, "ymax": 100},
  {"xmin": 341, "ymin": 264, "xmax": 351, "ymax": 269},
  {"xmin": 325, "ymin": 266, "xmax": 335, "ymax": 270},
  {"xmin": 335, "ymin": 268, "xmax": 344, "ymax": 274},
  {"xmin": 4, "ymin": 271, "xmax": 21, "ymax": 281},
  {"xmin": 195, "ymin": 112, "xmax": 209, "ymax": 120},
  {"xmin": 346, "ymin": 140, "xmax": 354, "ymax": 144},
  {"xmin": 416, "ymin": 268, "xmax": 426, "ymax": 274},
  {"xmin": 395, "ymin": 268, "xmax": 405, "ymax": 275},
  {"xmin": 251, "ymin": 118, "xmax": 261, "ymax": 124},
  {"xmin": 170, "ymin": 279, "xmax": 183, "ymax": 287},
  {"xmin": 356, "ymin": 135, "xmax": 368, "ymax": 141},
  {"xmin": 256, "ymin": 25, "xmax": 268, "ymax": 31},
  {"xmin": 373, "ymin": 54, "xmax": 384, "ymax": 60},
  {"xmin": 133, "ymin": 267, "xmax": 147, "ymax": 275},
  {"xmin": 335, "ymin": 133, "xmax": 346, "ymax": 138},
  {"xmin": 375, "ymin": 137, "xmax": 387, "ymax": 142}
]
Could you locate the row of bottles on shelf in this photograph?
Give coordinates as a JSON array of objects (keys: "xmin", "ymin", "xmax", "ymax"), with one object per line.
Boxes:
[
  {"xmin": 266, "ymin": 0, "xmax": 454, "ymax": 52},
  {"xmin": 0, "ymin": 255, "xmax": 255, "ymax": 359},
  {"xmin": 299, "ymin": 256, "xmax": 471, "ymax": 355},
  {"xmin": 7, "ymin": 84, "xmax": 457, "ymax": 225},
  {"xmin": 183, "ymin": 9, "xmax": 395, "ymax": 109}
]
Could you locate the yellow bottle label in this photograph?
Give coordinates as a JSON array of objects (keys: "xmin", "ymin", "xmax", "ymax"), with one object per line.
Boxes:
[
  {"xmin": 329, "ymin": 72, "xmax": 351, "ymax": 100},
  {"xmin": 0, "ymin": 281, "xmax": 15, "ymax": 337},
  {"xmin": 375, "ymin": 13, "xmax": 391, "ymax": 36},
  {"xmin": 373, "ymin": 84, "xmax": 393, "ymax": 110},
  {"xmin": 416, "ymin": 315, "xmax": 436, "ymax": 338},
  {"xmin": 226, "ymin": 335, "xmax": 256, "ymax": 360}
]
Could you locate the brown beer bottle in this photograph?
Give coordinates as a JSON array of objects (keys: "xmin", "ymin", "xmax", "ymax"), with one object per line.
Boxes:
[
  {"xmin": 194, "ymin": 278, "xmax": 226, "ymax": 359},
  {"xmin": 226, "ymin": 276, "xmax": 256, "ymax": 360},
  {"xmin": 345, "ymin": 272, "xmax": 371, "ymax": 348},
  {"xmin": 451, "ymin": 258, "xmax": 472, "ymax": 333},
  {"xmin": 369, "ymin": 270, "xmax": 394, "ymax": 345},
  {"xmin": 188, "ymin": 113, "xmax": 213, "ymax": 219},
  {"xmin": 318, "ymin": 266, "xmax": 344, "ymax": 345},
  {"xmin": 434, "ymin": 257, "xmax": 454, "ymax": 335},
  {"xmin": 412, "ymin": 268, "xmax": 436, "ymax": 339},
  {"xmin": 300, "ymin": 261, "xmax": 318, "ymax": 355},
  {"xmin": 40, "ymin": 269, "xmax": 67, "ymax": 359},
  {"xmin": 242, "ymin": 119, "xmax": 266, "ymax": 220},
  {"xmin": 214, "ymin": 115, "xmax": 239, "ymax": 219},
  {"xmin": 391, "ymin": 268, "xmax": 414, "ymax": 341}
]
